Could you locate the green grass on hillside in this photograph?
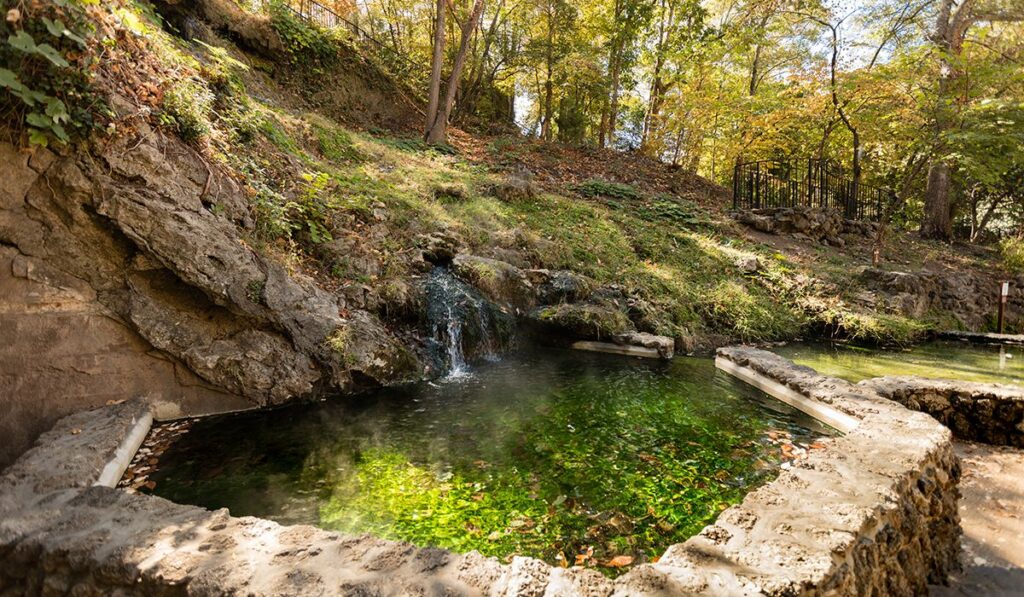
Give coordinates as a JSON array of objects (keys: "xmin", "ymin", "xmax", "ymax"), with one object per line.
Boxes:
[{"xmin": 129, "ymin": 0, "xmax": 931, "ymax": 345}]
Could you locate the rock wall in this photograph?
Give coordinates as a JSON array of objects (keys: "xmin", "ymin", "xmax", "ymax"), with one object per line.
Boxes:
[
  {"xmin": 0, "ymin": 245, "xmax": 251, "ymax": 469},
  {"xmin": 735, "ymin": 207, "xmax": 879, "ymax": 246},
  {"xmin": 860, "ymin": 376, "xmax": 1024, "ymax": 447},
  {"xmin": 858, "ymin": 267, "xmax": 1022, "ymax": 330},
  {"xmin": 0, "ymin": 116, "xmax": 421, "ymax": 468},
  {"xmin": 0, "ymin": 349, "xmax": 960, "ymax": 595}
]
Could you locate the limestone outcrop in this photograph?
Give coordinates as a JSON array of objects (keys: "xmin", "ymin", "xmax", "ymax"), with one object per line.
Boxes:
[{"xmin": 0, "ymin": 119, "xmax": 421, "ymax": 468}]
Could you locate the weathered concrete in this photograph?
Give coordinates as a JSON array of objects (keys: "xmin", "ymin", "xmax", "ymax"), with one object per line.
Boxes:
[
  {"xmin": 1, "ymin": 348, "xmax": 962, "ymax": 595},
  {"xmin": 937, "ymin": 330, "xmax": 1024, "ymax": 346},
  {"xmin": 572, "ymin": 340, "xmax": 662, "ymax": 359},
  {"xmin": 859, "ymin": 376, "xmax": 1024, "ymax": 447}
]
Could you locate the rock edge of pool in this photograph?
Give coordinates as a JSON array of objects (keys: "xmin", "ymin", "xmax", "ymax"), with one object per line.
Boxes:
[{"xmin": 0, "ymin": 347, "xmax": 962, "ymax": 596}]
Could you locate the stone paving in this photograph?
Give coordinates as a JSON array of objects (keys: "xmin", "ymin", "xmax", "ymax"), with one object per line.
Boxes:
[{"xmin": 932, "ymin": 442, "xmax": 1024, "ymax": 596}]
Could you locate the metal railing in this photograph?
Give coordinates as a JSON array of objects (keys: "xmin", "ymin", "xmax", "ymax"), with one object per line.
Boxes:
[{"xmin": 732, "ymin": 158, "xmax": 893, "ymax": 221}]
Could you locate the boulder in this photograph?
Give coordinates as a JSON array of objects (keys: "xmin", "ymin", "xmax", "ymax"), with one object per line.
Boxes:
[
  {"xmin": 734, "ymin": 256, "xmax": 761, "ymax": 275},
  {"xmin": 613, "ymin": 332, "xmax": 675, "ymax": 359},
  {"xmin": 452, "ymin": 254, "xmax": 536, "ymax": 312},
  {"xmin": 531, "ymin": 300, "xmax": 633, "ymax": 340},
  {"xmin": 491, "ymin": 168, "xmax": 536, "ymax": 202},
  {"xmin": 527, "ymin": 269, "xmax": 593, "ymax": 304}
]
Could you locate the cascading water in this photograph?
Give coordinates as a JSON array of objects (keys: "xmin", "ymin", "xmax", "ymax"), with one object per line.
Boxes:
[{"xmin": 424, "ymin": 267, "xmax": 513, "ymax": 379}]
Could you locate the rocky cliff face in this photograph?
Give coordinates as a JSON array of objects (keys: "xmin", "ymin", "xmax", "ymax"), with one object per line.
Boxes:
[{"xmin": 0, "ymin": 113, "xmax": 421, "ymax": 468}]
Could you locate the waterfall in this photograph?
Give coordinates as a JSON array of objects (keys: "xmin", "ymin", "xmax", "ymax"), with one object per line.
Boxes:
[{"xmin": 424, "ymin": 267, "xmax": 513, "ymax": 379}]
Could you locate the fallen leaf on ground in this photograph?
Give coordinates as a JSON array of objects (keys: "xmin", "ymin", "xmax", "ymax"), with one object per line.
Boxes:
[{"xmin": 604, "ymin": 555, "xmax": 634, "ymax": 567}]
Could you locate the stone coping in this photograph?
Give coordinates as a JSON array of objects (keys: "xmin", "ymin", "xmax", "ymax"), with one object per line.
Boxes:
[
  {"xmin": 937, "ymin": 330, "xmax": 1024, "ymax": 346},
  {"xmin": 1, "ymin": 349, "xmax": 960, "ymax": 595},
  {"xmin": 859, "ymin": 376, "xmax": 1024, "ymax": 448}
]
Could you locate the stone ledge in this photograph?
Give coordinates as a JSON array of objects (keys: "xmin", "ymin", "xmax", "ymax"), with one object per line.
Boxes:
[
  {"xmin": 937, "ymin": 330, "xmax": 1024, "ymax": 346},
  {"xmin": 1, "ymin": 350, "xmax": 961, "ymax": 595},
  {"xmin": 859, "ymin": 376, "xmax": 1024, "ymax": 448}
]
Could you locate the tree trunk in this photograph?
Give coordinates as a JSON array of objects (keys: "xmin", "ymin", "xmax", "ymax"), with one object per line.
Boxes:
[
  {"xmin": 748, "ymin": 43, "xmax": 762, "ymax": 96},
  {"xmin": 424, "ymin": 0, "xmax": 446, "ymax": 138},
  {"xmin": 921, "ymin": 162, "xmax": 953, "ymax": 238},
  {"xmin": 919, "ymin": 0, "xmax": 977, "ymax": 240},
  {"xmin": 641, "ymin": 0, "xmax": 671, "ymax": 155},
  {"xmin": 427, "ymin": 0, "xmax": 486, "ymax": 144},
  {"xmin": 540, "ymin": 5, "xmax": 555, "ymax": 140}
]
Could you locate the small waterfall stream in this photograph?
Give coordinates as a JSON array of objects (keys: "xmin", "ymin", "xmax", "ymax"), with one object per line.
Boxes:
[{"xmin": 424, "ymin": 267, "xmax": 512, "ymax": 379}]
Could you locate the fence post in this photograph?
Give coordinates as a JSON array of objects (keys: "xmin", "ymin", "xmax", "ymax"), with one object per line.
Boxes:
[{"xmin": 733, "ymin": 160, "xmax": 740, "ymax": 210}]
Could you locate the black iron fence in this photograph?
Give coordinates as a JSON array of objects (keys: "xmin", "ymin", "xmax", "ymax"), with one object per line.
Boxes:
[{"xmin": 733, "ymin": 158, "xmax": 894, "ymax": 221}]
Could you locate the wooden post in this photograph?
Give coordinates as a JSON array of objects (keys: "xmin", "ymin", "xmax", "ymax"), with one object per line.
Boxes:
[{"xmin": 998, "ymin": 281, "xmax": 1009, "ymax": 334}]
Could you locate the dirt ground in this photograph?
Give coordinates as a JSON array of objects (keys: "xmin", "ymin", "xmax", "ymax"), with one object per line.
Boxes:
[{"xmin": 932, "ymin": 442, "xmax": 1024, "ymax": 596}]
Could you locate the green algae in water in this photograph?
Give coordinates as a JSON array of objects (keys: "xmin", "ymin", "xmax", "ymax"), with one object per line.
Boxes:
[
  {"xmin": 774, "ymin": 340, "xmax": 1024, "ymax": 385},
  {"xmin": 145, "ymin": 347, "xmax": 829, "ymax": 574}
]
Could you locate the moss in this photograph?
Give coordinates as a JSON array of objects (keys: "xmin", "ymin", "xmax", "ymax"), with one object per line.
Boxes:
[
  {"xmin": 314, "ymin": 123, "xmax": 363, "ymax": 163},
  {"xmin": 326, "ymin": 327, "xmax": 358, "ymax": 366},
  {"xmin": 245, "ymin": 279, "xmax": 265, "ymax": 304},
  {"xmin": 574, "ymin": 179, "xmax": 641, "ymax": 201}
]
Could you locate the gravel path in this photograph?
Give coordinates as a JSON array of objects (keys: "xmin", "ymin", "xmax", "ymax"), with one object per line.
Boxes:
[{"xmin": 932, "ymin": 441, "xmax": 1024, "ymax": 596}]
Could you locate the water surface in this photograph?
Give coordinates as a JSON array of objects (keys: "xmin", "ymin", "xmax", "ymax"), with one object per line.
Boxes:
[
  {"xmin": 144, "ymin": 347, "xmax": 829, "ymax": 572},
  {"xmin": 774, "ymin": 340, "xmax": 1024, "ymax": 385}
]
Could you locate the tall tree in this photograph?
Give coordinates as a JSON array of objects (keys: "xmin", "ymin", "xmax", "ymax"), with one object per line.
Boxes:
[
  {"xmin": 426, "ymin": 0, "xmax": 487, "ymax": 143},
  {"xmin": 920, "ymin": 0, "xmax": 1023, "ymax": 239}
]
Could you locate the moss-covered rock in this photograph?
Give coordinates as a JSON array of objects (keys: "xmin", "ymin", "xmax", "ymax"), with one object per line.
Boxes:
[
  {"xmin": 531, "ymin": 300, "xmax": 633, "ymax": 341},
  {"xmin": 452, "ymin": 254, "xmax": 536, "ymax": 312}
]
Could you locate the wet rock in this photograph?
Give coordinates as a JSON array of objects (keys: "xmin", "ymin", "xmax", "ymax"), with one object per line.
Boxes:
[
  {"xmin": 416, "ymin": 229, "xmax": 462, "ymax": 264},
  {"xmin": 527, "ymin": 269, "xmax": 593, "ymax": 305},
  {"xmin": 328, "ymin": 311, "xmax": 422, "ymax": 388},
  {"xmin": 531, "ymin": 300, "xmax": 632, "ymax": 340},
  {"xmin": 126, "ymin": 270, "xmax": 319, "ymax": 404},
  {"xmin": 451, "ymin": 254, "xmax": 536, "ymax": 312}
]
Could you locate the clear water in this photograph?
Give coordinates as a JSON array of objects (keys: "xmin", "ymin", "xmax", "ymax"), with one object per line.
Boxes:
[
  {"xmin": 774, "ymin": 340, "xmax": 1024, "ymax": 385},
  {"xmin": 144, "ymin": 347, "xmax": 830, "ymax": 573}
]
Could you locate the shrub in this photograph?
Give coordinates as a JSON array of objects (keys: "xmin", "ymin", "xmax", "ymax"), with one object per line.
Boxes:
[
  {"xmin": 161, "ymin": 76, "xmax": 215, "ymax": 142},
  {"xmin": 1000, "ymin": 237, "xmax": 1024, "ymax": 274},
  {"xmin": 268, "ymin": 0, "xmax": 339, "ymax": 67}
]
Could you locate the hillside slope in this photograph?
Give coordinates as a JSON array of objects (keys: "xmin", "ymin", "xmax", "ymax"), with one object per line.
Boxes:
[{"xmin": 0, "ymin": 0, "xmax": 1017, "ymax": 466}]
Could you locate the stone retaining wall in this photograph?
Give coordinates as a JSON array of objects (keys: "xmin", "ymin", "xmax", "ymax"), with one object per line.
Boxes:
[
  {"xmin": 859, "ymin": 376, "xmax": 1024, "ymax": 448},
  {"xmin": 1, "ymin": 348, "xmax": 961, "ymax": 595},
  {"xmin": 735, "ymin": 207, "xmax": 879, "ymax": 246}
]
